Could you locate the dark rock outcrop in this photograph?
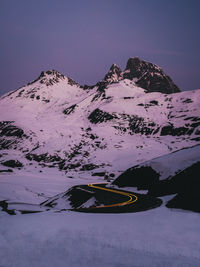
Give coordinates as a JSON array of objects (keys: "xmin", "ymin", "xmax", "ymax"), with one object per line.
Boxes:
[
  {"xmin": 0, "ymin": 121, "xmax": 27, "ymax": 150},
  {"xmin": 0, "ymin": 124, "xmax": 24, "ymax": 138},
  {"xmin": 123, "ymin": 57, "xmax": 180, "ymax": 94},
  {"xmin": 103, "ymin": 64, "xmax": 123, "ymax": 83},
  {"xmin": 164, "ymin": 162, "xmax": 200, "ymax": 212},
  {"xmin": 113, "ymin": 166, "xmax": 160, "ymax": 190},
  {"xmin": 88, "ymin": 109, "xmax": 117, "ymax": 124},
  {"xmin": 63, "ymin": 104, "xmax": 77, "ymax": 115},
  {"xmin": 27, "ymin": 69, "xmax": 79, "ymax": 87},
  {"xmin": 2, "ymin": 160, "xmax": 23, "ymax": 168},
  {"xmin": 89, "ymin": 57, "xmax": 180, "ymax": 94},
  {"xmin": 27, "ymin": 70, "xmax": 65, "ymax": 86},
  {"xmin": 166, "ymin": 193, "xmax": 200, "ymax": 213}
]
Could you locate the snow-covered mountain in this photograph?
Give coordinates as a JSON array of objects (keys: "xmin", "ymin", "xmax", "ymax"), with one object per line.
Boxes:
[
  {"xmin": 0, "ymin": 57, "xmax": 200, "ymax": 182},
  {"xmin": 1, "ymin": 56, "xmax": 200, "ymax": 267}
]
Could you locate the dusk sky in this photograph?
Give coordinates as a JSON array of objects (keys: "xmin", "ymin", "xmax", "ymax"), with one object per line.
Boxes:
[{"xmin": 0, "ymin": 0, "xmax": 200, "ymax": 96}]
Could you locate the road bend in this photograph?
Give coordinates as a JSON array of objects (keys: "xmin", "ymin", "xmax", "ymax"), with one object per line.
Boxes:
[{"xmin": 88, "ymin": 183, "xmax": 138, "ymax": 208}]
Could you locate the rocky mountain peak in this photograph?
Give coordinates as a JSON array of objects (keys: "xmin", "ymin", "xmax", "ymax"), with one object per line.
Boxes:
[
  {"xmin": 103, "ymin": 63, "xmax": 123, "ymax": 83},
  {"xmin": 95, "ymin": 57, "xmax": 180, "ymax": 94},
  {"xmin": 124, "ymin": 57, "xmax": 162, "ymax": 78},
  {"xmin": 27, "ymin": 69, "xmax": 66, "ymax": 87},
  {"xmin": 123, "ymin": 57, "xmax": 180, "ymax": 94},
  {"xmin": 27, "ymin": 69, "xmax": 79, "ymax": 87},
  {"xmin": 125, "ymin": 57, "xmax": 145, "ymax": 71},
  {"xmin": 39, "ymin": 69, "xmax": 64, "ymax": 78}
]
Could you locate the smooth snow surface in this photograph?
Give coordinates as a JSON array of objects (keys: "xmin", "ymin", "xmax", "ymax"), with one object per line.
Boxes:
[
  {"xmin": 0, "ymin": 169, "xmax": 96, "ymax": 204},
  {"xmin": 0, "ymin": 207, "xmax": 200, "ymax": 267}
]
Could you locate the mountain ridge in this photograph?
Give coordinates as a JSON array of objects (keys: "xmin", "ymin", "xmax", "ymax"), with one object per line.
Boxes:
[
  {"xmin": 1, "ymin": 57, "xmax": 180, "ymax": 100},
  {"xmin": 86, "ymin": 57, "xmax": 180, "ymax": 94},
  {"xmin": 0, "ymin": 57, "xmax": 199, "ymax": 182}
]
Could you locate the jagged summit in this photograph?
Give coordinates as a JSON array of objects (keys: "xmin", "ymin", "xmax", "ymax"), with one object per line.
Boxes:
[
  {"xmin": 103, "ymin": 64, "xmax": 123, "ymax": 83},
  {"xmin": 123, "ymin": 57, "xmax": 180, "ymax": 94},
  {"xmin": 27, "ymin": 69, "xmax": 79, "ymax": 87},
  {"xmin": 27, "ymin": 69, "xmax": 65, "ymax": 86},
  {"xmin": 96, "ymin": 57, "xmax": 180, "ymax": 94}
]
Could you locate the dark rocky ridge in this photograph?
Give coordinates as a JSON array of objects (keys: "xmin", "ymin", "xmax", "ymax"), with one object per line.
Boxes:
[
  {"xmin": 82, "ymin": 57, "xmax": 180, "ymax": 94},
  {"xmin": 123, "ymin": 57, "xmax": 180, "ymax": 94},
  {"xmin": 103, "ymin": 64, "xmax": 123, "ymax": 83},
  {"xmin": 4, "ymin": 58, "xmax": 180, "ymax": 97},
  {"xmin": 1, "ymin": 57, "xmax": 181, "ymax": 103}
]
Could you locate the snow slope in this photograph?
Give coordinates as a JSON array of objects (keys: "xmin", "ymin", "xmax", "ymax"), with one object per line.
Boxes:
[
  {"xmin": 0, "ymin": 67, "xmax": 200, "ymax": 181},
  {"xmin": 0, "ymin": 57, "xmax": 200, "ymax": 201},
  {"xmin": 0, "ymin": 206, "xmax": 200, "ymax": 267},
  {"xmin": 114, "ymin": 144, "xmax": 200, "ymax": 184}
]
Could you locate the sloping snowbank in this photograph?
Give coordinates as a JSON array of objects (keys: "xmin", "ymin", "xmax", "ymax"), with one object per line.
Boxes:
[
  {"xmin": 114, "ymin": 144, "xmax": 200, "ymax": 187},
  {"xmin": 0, "ymin": 207, "xmax": 200, "ymax": 267}
]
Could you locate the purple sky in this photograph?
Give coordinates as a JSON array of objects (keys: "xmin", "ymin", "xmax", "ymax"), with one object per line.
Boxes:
[{"xmin": 0, "ymin": 0, "xmax": 200, "ymax": 95}]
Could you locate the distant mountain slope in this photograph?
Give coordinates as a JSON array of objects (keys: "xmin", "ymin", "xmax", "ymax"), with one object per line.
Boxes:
[{"xmin": 0, "ymin": 58, "xmax": 199, "ymax": 180}]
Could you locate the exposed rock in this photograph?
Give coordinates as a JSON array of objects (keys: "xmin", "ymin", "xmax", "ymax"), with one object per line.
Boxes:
[
  {"xmin": 67, "ymin": 77, "xmax": 79, "ymax": 87},
  {"xmin": 41, "ymin": 185, "xmax": 95, "ymax": 209},
  {"xmin": 2, "ymin": 160, "xmax": 23, "ymax": 168},
  {"xmin": 27, "ymin": 70, "xmax": 65, "ymax": 86},
  {"xmin": 161, "ymin": 125, "xmax": 189, "ymax": 136},
  {"xmin": 166, "ymin": 193, "xmax": 200, "ymax": 213},
  {"xmin": 103, "ymin": 64, "xmax": 123, "ymax": 83},
  {"xmin": 0, "ymin": 169, "xmax": 13, "ymax": 173},
  {"xmin": 0, "ymin": 201, "xmax": 15, "ymax": 215},
  {"xmin": 113, "ymin": 166, "xmax": 160, "ymax": 190},
  {"xmin": 86, "ymin": 57, "xmax": 180, "ymax": 94},
  {"xmin": 92, "ymin": 172, "xmax": 106, "ymax": 177},
  {"xmin": 160, "ymin": 124, "xmax": 197, "ymax": 136},
  {"xmin": 88, "ymin": 109, "xmax": 117, "ymax": 124},
  {"xmin": 80, "ymin": 164, "xmax": 99, "ymax": 171},
  {"xmin": 164, "ymin": 162, "xmax": 200, "ymax": 212},
  {"xmin": 129, "ymin": 115, "xmax": 155, "ymax": 135},
  {"xmin": 25, "ymin": 153, "xmax": 63, "ymax": 163},
  {"xmin": 0, "ymin": 139, "xmax": 16, "ymax": 150},
  {"xmin": 63, "ymin": 104, "xmax": 77, "ymax": 115},
  {"xmin": 0, "ymin": 122, "xmax": 25, "ymax": 138},
  {"xmin": 0, "ymin": 122, "xmax": 27, "ymax": 150},
  {"xmin": 123, "ymin": 57, "xmax": 180, "ymax": 94}
]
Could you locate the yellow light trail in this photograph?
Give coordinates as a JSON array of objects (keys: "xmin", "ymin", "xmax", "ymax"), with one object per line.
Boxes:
[{"xmin": 88, "ymin": 183, "xmax": 138, "ymax": 209}]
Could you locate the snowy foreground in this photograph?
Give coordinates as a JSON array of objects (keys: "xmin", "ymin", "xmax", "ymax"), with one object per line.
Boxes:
[
  {"xmin": 0, "ymin": 206, "xmax": 200, "ymax": 266},
  {"xmin": 0, "ymin": 170, "xmax": 200, "ymax": 267}
]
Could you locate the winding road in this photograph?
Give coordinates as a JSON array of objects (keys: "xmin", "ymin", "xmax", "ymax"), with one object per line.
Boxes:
[
  {"xmin": 88, "ymin": 183, "xmax": 138, "ymax": 208},
  {"xmin": 76, "ymin": 183, "xmax": 162, "ymax": 213}
]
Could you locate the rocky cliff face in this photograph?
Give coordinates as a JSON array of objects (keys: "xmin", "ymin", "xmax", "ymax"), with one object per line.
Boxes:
[
  {"xmin": 103, "ymin": 64, "xmax": 123, "ymax": 83},
  {"xmin": 123, "ymin": 57, "xmax": 180, "ymax": 93},
  {"xmin": 96, "ymin": 57, "xmax": 180, "ymax": 94}
]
